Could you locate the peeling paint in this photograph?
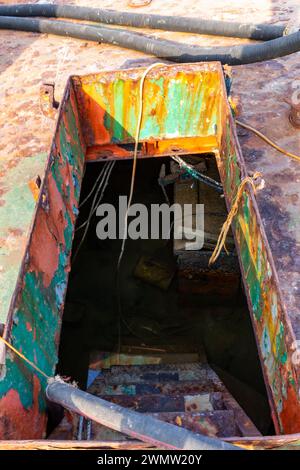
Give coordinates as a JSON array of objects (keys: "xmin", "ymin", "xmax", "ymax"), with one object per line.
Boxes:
[
  {"xmin": 0, "ymin": 60, "xmax": 300, "ymax": 439},
  {"xmin": 0, "ymin": 82, "xmax": 85, "ymax": 438},
  {"xmin": 216, "ymin": 106, "xmax": 300, "ymax": 433}
]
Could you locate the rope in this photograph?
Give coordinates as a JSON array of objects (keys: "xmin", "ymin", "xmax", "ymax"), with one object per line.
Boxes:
[
  {"xmin": 171, "ymin": 154, "xmax": 223, "ymax": 193},
  {"xmin": 79, "ymin": 161, "xmax": 110, "ymax": 209},
  {"xmin": 116, "ymin": 62, "xmax": 166, "ymax": 353},
  {"xmin": 236, "ymin": 120, "xmax": 300, "ymax": 163},
  {"xmin": 73, "ymin": 160, "xmax": 115, "ymax": 262},
  {"xmin": 128, "ymin": 0, "xmax": 152, "ymax": 6},
  {"xmin": 0, "ymin": 64, "xmax": 167, "ymax": 380},
  {"xmin": 0, "ymin": 335, "xmax": 50, "ymax": 380},
  {"xmin": 209, "ymin": 172, "xmax": 262, "ymax": 265},
  {"xmin": 117, "ymin": 62, "xmax": 166, "ymax": 270},
  {"xmin": 75, "ymin": 161, "xmax": 115, "ymax": 233}
]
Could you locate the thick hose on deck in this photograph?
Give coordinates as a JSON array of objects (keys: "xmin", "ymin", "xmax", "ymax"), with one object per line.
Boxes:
[
  {"xmin": 0, "ymin": 16, "xmax": 299, "ymax": 65},
  {"xmin": 46, "ymin": 380, "xmax": 240, "ymax": 450},
  {"xmin": 0, "ymin": 4, "xmax": 285, "ymax": 40}
]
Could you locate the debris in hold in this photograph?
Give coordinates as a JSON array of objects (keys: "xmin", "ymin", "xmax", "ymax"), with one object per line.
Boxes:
[
  {"xmin": 173, "ymin": 157, "xmax": 234, "ymax": 254},
  {"xmin": 134, "ymin": 254, "xmax": 176, "ymax": 290}
]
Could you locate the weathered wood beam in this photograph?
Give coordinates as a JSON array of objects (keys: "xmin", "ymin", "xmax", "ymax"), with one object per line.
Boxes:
[{"xmin": 1, "ymin": 433, "xmax": 300, "ymax": 451}]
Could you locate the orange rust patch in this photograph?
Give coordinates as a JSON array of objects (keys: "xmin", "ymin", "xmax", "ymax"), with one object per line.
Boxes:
[
  {"xmin": 280, "ymin": 385, "xmax": 300, "ymax": 434},
  {"xmin": 28, "ymin": 178, "xmax": 40, "ymax": 202},
  {"xmin": 28, "ymin": 209, "xmax": 60, "ymax": 288},
  {"xmin": 28, "ymin": 171, "xmax": 67, "ymax": 287},
  {"xmin": 79, "ymin": 89, "xmax": 111, "ymax": 146},
  {"xmin": 0, "ymin": 376, "xmax": 46, "ymax": 439}
]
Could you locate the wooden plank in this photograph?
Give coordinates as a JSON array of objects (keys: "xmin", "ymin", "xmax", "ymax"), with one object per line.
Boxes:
[
  {"xmin": 0, "ymin": 440, "xmax": 160, "ymax": 450},
  {"xmin": 1, "ymin": 434, "xmax": 300, "ymax": 450},
  {"xmin": 225, "ymin": 435, "xmax": 300, "ymax": 451},
  {"xmin": 197, "ymin": 158, "xmax": 234, "ymax": 250}
]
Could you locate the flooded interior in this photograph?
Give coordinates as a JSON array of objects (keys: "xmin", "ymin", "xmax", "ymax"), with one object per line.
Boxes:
[{"xmin": 56, "ymin": 155, "xmax": 272, "ymax": 437}]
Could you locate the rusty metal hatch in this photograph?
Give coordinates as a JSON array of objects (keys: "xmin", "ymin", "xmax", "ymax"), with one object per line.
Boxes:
[{"xmin": 0, "ymin": 63, "xmax": 299, "ymax": 438}]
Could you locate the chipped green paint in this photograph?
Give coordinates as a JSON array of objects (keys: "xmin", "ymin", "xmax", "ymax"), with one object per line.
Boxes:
[
  {"xmin": 1, "ymin": 63, "xmax": 300, "ymax": 438},
  {"xmin": 217, "ymin": 110, "xmax": 300, "ymax": 433},
  {"xmin": 0, "ymin": 83, "xmax": 85, "ymax": 438},
  {"xmin": 276, "ymin": 323, "xmax": 288, "ymax": 365},
  {"xmin": 0, "ymin": 153, "xmax": 47, "ymax": 324},
  {"xmin": 74, "ymin": 66, "xmax": 221, "ymax": 146}
]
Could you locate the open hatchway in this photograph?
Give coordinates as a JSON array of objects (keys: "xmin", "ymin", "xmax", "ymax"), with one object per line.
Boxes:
[
  {"xmin": 50, "ymin": 154, "xmax": 272, "ymax": 443},
  {"xmin": 2, "ymin": 63, "xmax": 296, "ymax": 442}
]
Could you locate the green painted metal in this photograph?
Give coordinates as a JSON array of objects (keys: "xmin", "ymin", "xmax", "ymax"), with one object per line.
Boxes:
[
  {"xmin": 73, "ymin": 65, "xmax": 221, "ymax": 147},
  {"xmin": 0, "ymin": 82, "xmax": 85, "ymax": 438},
  {"xmin": 0, "ymin": 153, "xmax": 47, "ymax": 324},
  {"xmin": 216, "ymin": 114, "xmax": 300, "ymax": 434},
  {"xmin": 0, "ymin": 62, "xmax": 299, "ymax": 441}
]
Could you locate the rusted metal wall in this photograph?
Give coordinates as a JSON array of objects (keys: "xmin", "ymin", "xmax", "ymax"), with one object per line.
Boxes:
[
  {"xmin": 0, "ymin": 82, "xmax": 85, "ymax": 438},
  {"xmin": 73, "ymin": 64, "xmax": 221, "ymax": 160},
  {"xmin": 216, "ymin": 98, "xmax": 300, "ymax": 434},
  {"xmin": 0, "ymin": 0, "xmax": 299, "ymax": 440},
  {"xmin": 74, "ymin": 65, "xmax": 221, "ymax": 146},
  {"xmin": 0, "ymin": 2, "xmax": 299, "ymax": 336},
  {"xmin": 0, "ymin": 60, "xmax": 299, "ymax": 438},
  {"xmin": 71, "ymin": 64, "xmax": 300, "ymax": 433}
]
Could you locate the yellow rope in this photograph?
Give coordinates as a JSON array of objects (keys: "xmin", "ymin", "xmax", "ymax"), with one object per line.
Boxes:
[
  {"xmin": 128, "ymin": 0, "xmax": 152, "ymax": 6},
  {"xmin": 0, "ymin": 63, "xmax": 168, "ymax": 376},
  {"xmin": 116, "ymin": 62, "xmax": 166, "ymax": 352},
  {"xmin": 0, "ymin": 335, "xmax": 50, "ymax": 380},
  {"xmin": 236, "ymin": 120, "xmax": 300, "ymax": 163},
  {"xmin": 6, "ymin": 75, "xmax": 289, "ymax": 376},
  {"xmin": 209, "ymin": 172, "xmax": 262, "ymax": 265},
  {"xmin": 117, "ymin": 62, "xmax": 166, "ymax": 269}
]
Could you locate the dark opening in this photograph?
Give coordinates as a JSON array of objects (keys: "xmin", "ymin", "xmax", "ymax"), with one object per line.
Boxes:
[{"xmin": 55, "ymin": 155, "xmax": 272, "ymax": 436}]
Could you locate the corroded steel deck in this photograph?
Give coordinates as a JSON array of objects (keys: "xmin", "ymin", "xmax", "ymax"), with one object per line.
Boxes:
[{"xmin": 0, "ymin": 0, "xmax": 300, "ymax": 440}]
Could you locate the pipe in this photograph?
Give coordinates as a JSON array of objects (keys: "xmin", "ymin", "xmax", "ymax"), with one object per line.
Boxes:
[
  {"xmin": 46, "ymin": 380, "xmax": 239, "ymax": 450},
  {"xmin": 0, "ymin": 16, "xmax": 299, "ymax": 65},
  {"xmin": 0, "ymin": 4, "xmax": 285, "ymax": 40}
]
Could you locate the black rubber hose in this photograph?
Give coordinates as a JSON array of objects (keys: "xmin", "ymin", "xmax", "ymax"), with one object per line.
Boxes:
[
  {"xmin": 0, "ymin": 16, "xmax": 299, "ymax": 65},
  {"xmin": 0, "ymin": 3, "xmax": 286, "ymax": 40},
  {"xmin": 46, "ymin": 380, "xmax": 240, "ymax": 450}
]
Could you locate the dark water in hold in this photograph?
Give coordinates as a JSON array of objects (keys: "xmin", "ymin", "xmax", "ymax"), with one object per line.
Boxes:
[{"xmin": 56, "ymin": 157, "xmax": 273, "ymax": 435}]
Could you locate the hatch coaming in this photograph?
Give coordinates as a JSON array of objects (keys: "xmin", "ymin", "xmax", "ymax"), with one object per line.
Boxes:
[
  {"xmin": 0, "ymin": 81, "xmax": 86, "ymax": 439},
  {"xmin": 0, "ymin": 62, "xmax": 299, "ymax": 438},
  {"xmin": 216, "ymin": 107, "xmax": 300, "ymax": 433}
]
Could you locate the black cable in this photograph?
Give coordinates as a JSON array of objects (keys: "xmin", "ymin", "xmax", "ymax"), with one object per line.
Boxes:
[
  {"xmin": 0, "ymin": 16, "xmax": 299, "ymax": 65},
  {"xmin": 0, "ymin": 3, "xmax": 286, "ymax": 40}
]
